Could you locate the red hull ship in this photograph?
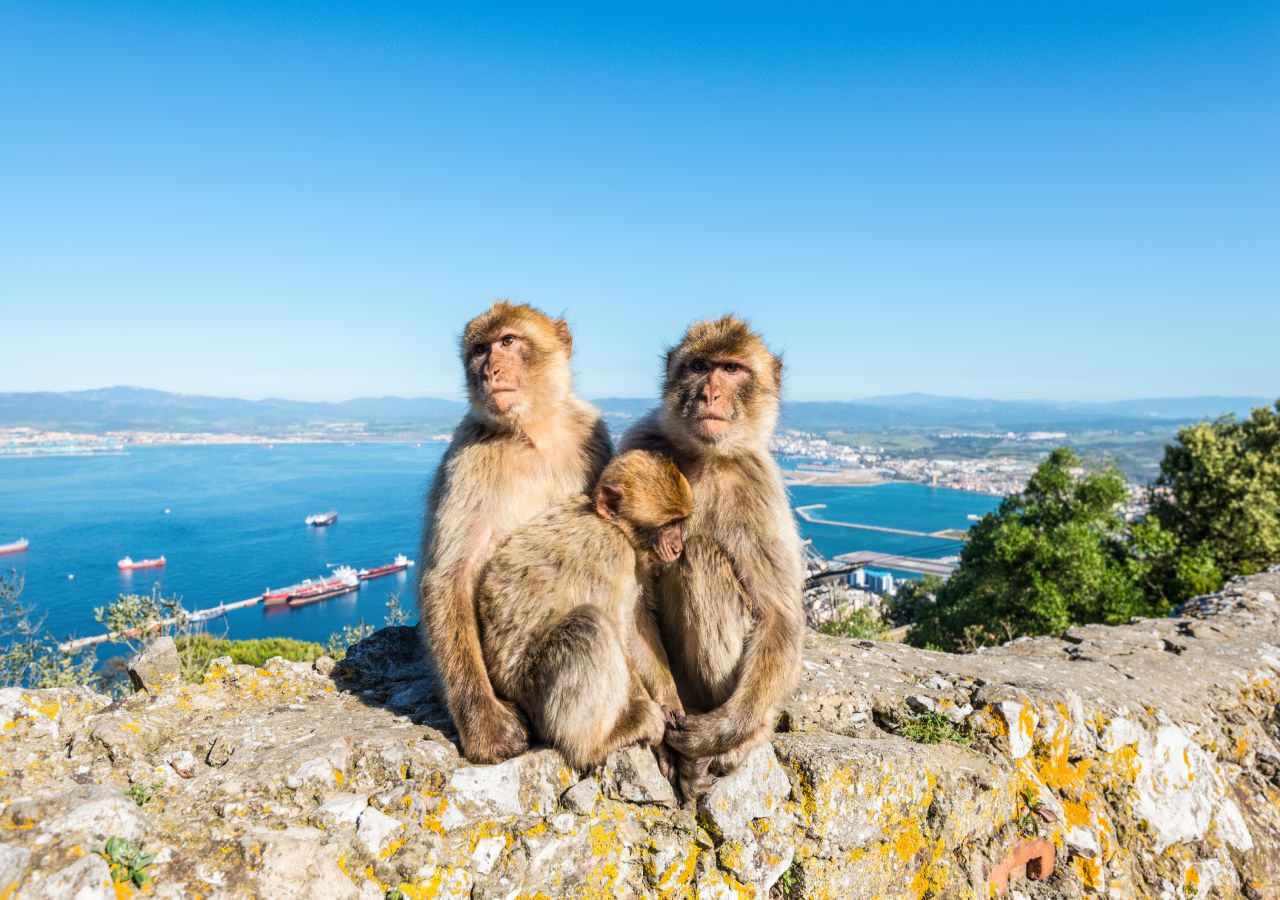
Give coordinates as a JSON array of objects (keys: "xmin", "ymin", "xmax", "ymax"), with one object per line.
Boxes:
[
  {"xmin": 263, "ymin": 566, "xmax": 359, "ymax": 607},
  {"xmin": 118, "ymin": 555, "xmax": 166, "ymax": 570},
  {"xmin": 0, "ymin": 538, "xmax": 28, "ymax": 556},
  {"xmin": 357, "ymin": 554, "xmax": 415, "ymax": 581}
]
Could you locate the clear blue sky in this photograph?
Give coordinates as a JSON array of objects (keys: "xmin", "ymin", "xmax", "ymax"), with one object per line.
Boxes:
[{"xmin": 1, "ymin": 2, "xmax": 1276, "ymax": 402}]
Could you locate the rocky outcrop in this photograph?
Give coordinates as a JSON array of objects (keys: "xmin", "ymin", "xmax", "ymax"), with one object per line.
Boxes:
[{"xmin": 3, "ymin": 570, "xmax": 1280, "ymax": 898}]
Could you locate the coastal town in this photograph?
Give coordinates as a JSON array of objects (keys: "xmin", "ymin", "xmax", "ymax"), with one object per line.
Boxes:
[{"xmin": 3, "ymin": 423, "xmax": 1131, "ymax": 500}]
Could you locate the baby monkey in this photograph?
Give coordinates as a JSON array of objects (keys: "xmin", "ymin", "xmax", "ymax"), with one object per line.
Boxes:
[{"xmin": 477, "ymin": 450, "xmax": 692, "ymax": 770}]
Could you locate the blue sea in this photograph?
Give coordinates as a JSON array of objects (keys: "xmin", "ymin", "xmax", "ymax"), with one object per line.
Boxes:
[{"xmin": 0, "ymin": 444, "xmax": 998, "ymax": 647}]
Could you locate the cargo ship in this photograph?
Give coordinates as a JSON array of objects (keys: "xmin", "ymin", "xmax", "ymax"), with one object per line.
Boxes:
[
  {"xmin": 263, "ymin": 566, "xmax": 359, "ymax": 607},
  {"xmin": 305, "ymin": 511, "xmax": 338, "ymax": 527},
  {"xmin": 286, "ymin": 566, "xmax": 360, "ymax": 606},
  {"xmin": 0, "ymin": 538, "xmax": 28, "ymax": 556},
  {"xmin": 118, "ymin": 555, "xmax": 166, "ymax": 570},
  {"xmin": 357, "ymin": 554, "xmax": 415, "ymax": 581}
]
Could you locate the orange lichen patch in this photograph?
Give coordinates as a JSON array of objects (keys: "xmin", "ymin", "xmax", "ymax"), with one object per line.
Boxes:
[
  {"xmin": 1073, "ymin": 855, "xmax": 1103, "ymax": 889},
  {"xmin": 1017, "ymin": 705, "xmax": 1037, "ymax": 743},
  {"xmin": 379, "ymin": 837, "xmax": 406, "ymax": 860},
  {"xmin": 1184, "ymin": 865, "xmax": 1200, "ymax": 891},
  {"xmin": 909, "ymin": 837, "xmax": 948, "ymax": 898},
  {"xmin": 1108, "ymin": 744, "xmax": 1142, "ymax": 782},
  {"xmin": 891, "ymin": 819, "xmax": 925, "ymax": 862},
  {"xmin": 1034, "ymin": 718, "xmax": 1093, "ymax": 790},
  {"xmin": 1063, "ymin": 799, "xmax": 1093, "ymax": 829},
  {"xmin": 588, "ymin": 824, "xmax": 615, "ymax": 856},
  {"xmin": 655, "ymin": 846, "xmax": 699, "ymax": 894},
  {"xmin": 25, "ymin": 697, "xmax": 60, "ymax": 719}
]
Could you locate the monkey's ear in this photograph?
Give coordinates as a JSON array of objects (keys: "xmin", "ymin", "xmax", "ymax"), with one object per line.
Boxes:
[
  {"xmin": 595, "ymin": 484, "xmax": 624, "ymax": 522},
  {"xmin": 771, "ymin": 353, "xmax": 783, "ymax": 384},
  {"xmin": 554, "ymin": 319, "xmax": 573, "ymax": 355}
]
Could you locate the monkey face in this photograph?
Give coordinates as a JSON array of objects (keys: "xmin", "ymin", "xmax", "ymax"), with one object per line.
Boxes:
[
  {"xmin": 675, "ymin": 358, "xmax": 755, "ymax": 441},
  {"xmin": 467, "ymin": 329, "xmax": 533, "ymax": 414},
  {"xmin": 460, "ymin": 303, "xmax": 574, "ymax": 424}
]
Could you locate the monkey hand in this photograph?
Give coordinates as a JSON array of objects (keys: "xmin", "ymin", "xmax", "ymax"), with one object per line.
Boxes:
[
  {"xmin": 458, "ymin": 697, "xmax": 531, "ymax": 764},
  {"xmin": 661, "ymin": 704, "xmax": 684, "ymax": 729},
  {"xmin": 663, "ymin": 709, "xmax": 729, "ymax": 760},
  {"xmin": 636, "ymin": 699, "xmax": 667, "ymax": 747}
]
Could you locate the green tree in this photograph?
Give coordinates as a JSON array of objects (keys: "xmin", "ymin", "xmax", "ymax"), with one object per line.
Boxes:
[
  {"xmin": 1152, "ymin": 401, "xmax": 1280, "ymax": 578},
  {"xmin": 909, "ymin": 448, "xmax": 1163, "ymax": 651},
  {"xmin": 0, "ymin": 571, "xmax": 96, "ymax": 689}
]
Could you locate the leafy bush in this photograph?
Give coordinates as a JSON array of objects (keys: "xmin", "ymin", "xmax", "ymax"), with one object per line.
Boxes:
[
  {"xmin": 899, "ymin": 711, "xmax": 968, "ymax": 746},
  {"xmin": 0, "ymin": 571, "xmax": 96, "ymax": 689},
  {"xmin": 815, "ymin": 607, "xmax": 887, "ymax": 640},
  {"xmin": 908, "ymin": 448, "xmax": 1166, "ymax": 651},
  {"xmin": 1152, "ymin": 400, "xmax": 1280, "ymax": 579},
  {"xmin": 174, "ymin": 634, "xmax": 327, "ymax": 674},
  {"xmin": 102, "ymin": 836, "xmax": 155, "ymax": 888}
]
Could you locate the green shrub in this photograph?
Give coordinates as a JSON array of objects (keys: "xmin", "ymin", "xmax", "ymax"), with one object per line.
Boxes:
[
  {"xmin": 815, "ymin": 607, "xmax": 887, "ymax": 640},
  {"xmin": 174, "ymin": 634, "xmax": 327, "ymax": 676}
]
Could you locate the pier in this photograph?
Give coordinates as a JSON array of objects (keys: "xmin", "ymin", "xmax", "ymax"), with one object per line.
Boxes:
[
  {"xmin": 56, "ymin": 555, "xmax": 413, "ymax": 653},
  {"xmin": 834, "ymin": 551, "xmax": 959, "ymax": 578},
  {"xmin": 795, "ymin": 504, "xmax": 968, "ymax": 541},
  {"xmin": 58, "ymin": 594, "xmax": 264, "ymax": 652}
]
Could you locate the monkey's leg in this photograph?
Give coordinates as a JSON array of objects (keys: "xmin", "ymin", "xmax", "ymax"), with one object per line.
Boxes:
[{"xmin": 529, "ymin": 606, "xmax": 640, "ymax": 771}]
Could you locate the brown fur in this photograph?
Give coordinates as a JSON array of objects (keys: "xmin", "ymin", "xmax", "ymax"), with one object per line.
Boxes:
[
  {"xmin": 418, "ymin": 301, "xmax": 612, "ymax": 764},
  {"xmin": 620, "ymin": 316, "xmax": 804, "ymax": 798},
  {"xmin": 476, "ymin": 451, "xmax": 692, "ymax": 770}
]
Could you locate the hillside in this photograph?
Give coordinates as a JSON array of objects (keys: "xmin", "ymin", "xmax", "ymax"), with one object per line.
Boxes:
[{"xmin": 1, "ymin": 387, "xmax": 1266, "ymax": 434}]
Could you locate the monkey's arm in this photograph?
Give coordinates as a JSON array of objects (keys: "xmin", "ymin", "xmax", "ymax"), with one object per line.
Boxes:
[
  {"xmin": 666, "ymin": 531, "xmax": 803, "ymax": 760},
  {"xmin": 419, "ymin": 464, "xmax": 529, "ymax": 763},
  {"xmin": 629, "ymin": 585, "xmax": 683, "ymax": 713}
]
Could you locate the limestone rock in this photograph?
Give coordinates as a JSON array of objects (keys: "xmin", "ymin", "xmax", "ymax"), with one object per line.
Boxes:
[
  {"xmin": 0, "ymin": 844, "xmax": 31, "ymax": 891},
  {"xmin": 602, "ymin": 744, "xmax": 677, "ymax": 805},
  {"xmin": 23, "ymin": 854, "xmax": 113, "ymax": 900},
  {"xmin": 356, "ymin": 806, "xmax": 403, "ymax": 855},
  {"xmin": 2, "ymin": 569, "xmax": 1280, "ymax": 898},
  {"xmin": 37, "ymin": 784, "xmax": 148, "ymax": 843},
  {"xmin": 697, "ymin": 744, "xmax": 791, "ymax": 839},
  {"xmin": 127, "ymin": 636, "xmax": 181, "ymax": 693},
  {"xmin": 560, "ymin": 777, "xmax": 601, "ymax": 814}
]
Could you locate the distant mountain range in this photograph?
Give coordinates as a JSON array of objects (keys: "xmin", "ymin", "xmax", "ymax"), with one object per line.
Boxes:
[{"xmin": 0, "ymin": 386, "xmax": 1271, "ymax": 434}]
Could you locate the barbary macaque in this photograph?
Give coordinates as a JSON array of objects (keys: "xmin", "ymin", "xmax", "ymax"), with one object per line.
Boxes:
[
  {"xmin": 621, "ymin": 316, "xmax": 804, "ymax": 798},
  {"xmin": 476, "ymin": 450, "xmax": 692, "ymax": 769},
  {"xmin": 418, "ymin": 301, "xmax": 611, "ymax": 763}
]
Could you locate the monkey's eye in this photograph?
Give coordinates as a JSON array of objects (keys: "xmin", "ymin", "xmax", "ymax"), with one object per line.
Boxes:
[
  {"xmin": 723, "ymin": 362, "xmax": 741, "ymax": 373},
  {"xmin": 500, "ymin": 335, "xmax": 517, "ymax": 348},
  {"xmin": 690, "ymin": 359, "xmax": 709, "ymax": 373},
  {"xmin": 471, "ymin": 345, "xmax": 487, "ymax": 358}
]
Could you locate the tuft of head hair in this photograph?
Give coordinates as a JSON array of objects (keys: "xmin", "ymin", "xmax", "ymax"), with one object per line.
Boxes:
[
  {"xmin": 663, "ymin": 315, "xmax": 782, "ymax": 396},
  {"xmin": 460, "ymin": 300, "xmax": 572, "ymax": 362},
  {"xmin": 595, "ymin": 450, "xmax": 693, "ymax": 532}
]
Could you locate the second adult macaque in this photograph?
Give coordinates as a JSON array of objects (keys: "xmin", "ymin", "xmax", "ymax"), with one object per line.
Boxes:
[
  {"xmin": 477, "ymin": 450, "xmax": 692, "ymax": 770},
  {"xmin": 621, "ymin": 316, "xmax": 805, "ymax": 798}
]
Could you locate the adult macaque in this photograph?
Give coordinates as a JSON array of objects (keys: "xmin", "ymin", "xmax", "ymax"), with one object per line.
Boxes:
[
  {"xmin": 418, "ymin": 301, "xmax": 612, "ymax": 763},
  {"xmin": 621, "ymin": 316, "xmax": 804, "ymax": 798},
  {"xmin": 477, "ymin": 450, "xmax": 692, "ymax": 769}
]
